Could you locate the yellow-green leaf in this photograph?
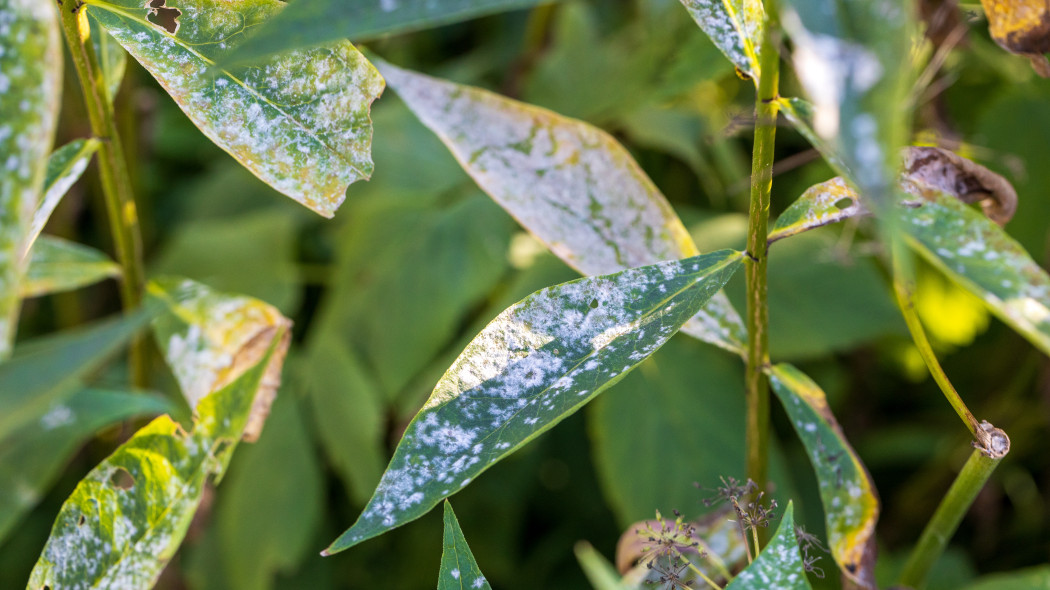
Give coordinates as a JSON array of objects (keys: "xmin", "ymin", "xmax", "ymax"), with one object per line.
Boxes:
[
  {"xmin": 768, "ymin": 364, "xmax": 878, "ymax": 587},
  {"xmin": 376, "ymin": 58, "xmax": 746, "ymax": 355},
  {"xmin": 677, "ymin": 0, "xmax": 765, "ymax": 80},
  {"xmin": 84, "ymin": 0, "xmax": 384, "ymax": 217},
  {"xmin": 26, "ymin": 139, "xmax": 101, "ymax": 254},
  {"xmin": 980, "ymin": 0, "xmax": 1050, "ymax": 76},
  {"xmin": 22, "ymin": 235, "xmax": 120, "ymax": 298}
]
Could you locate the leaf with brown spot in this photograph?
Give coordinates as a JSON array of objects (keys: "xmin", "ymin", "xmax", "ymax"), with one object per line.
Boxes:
[{"xmin": 980, "ymin": 0, "xmax": 1050, "ymax": 76}]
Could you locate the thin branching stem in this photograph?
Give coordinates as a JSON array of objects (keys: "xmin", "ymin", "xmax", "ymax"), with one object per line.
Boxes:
[
  {"xmin": 683, "ymin": 559, "xmax": 724, "ymax": 590},
  {"xmin": 59, "ymin": 3, "xmax": 148, "ymax": 388}
]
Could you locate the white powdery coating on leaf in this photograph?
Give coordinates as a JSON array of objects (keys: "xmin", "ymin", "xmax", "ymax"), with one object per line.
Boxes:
[
  {"xmin": 39, "ymin": 403, "xmax": 74, "ymax": 430},
  {"xmin": 27, "ymin": 141, "xmax": 95, "ymax": 254},
  {"xmin": 91, "ymin": 0, "xmax": 384, "ymax": 217},
  {"xmin": 678, "ymin": 0, "xmax": 760, "ymax": 76}
]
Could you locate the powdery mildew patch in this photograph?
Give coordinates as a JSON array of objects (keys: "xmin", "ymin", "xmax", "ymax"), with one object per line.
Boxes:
[
  {"xmin": 678, "ymin": 0, "xmax": 764, "ymax": 79},
  {"xmin": 439, "ymin": 501, "xmax": 492, "ymax": 590},
  {"xmin": 85, "ymin": 0, "xmax": 384, "ymax": 218},
  {"xmin": 0, "ymin": 0, "xmax": 62, "ymax": 356},
  {"xmin": 377, "ymin": 59, "xmax": 746, "ymax": 355},
  {"xmin": 768, "ymin": 364, "xmax": 878, "ymax": 587},
  {"xmin": 725, "ymin": 503, "xmax": 812, "ymax": 590},
  {"xmin": 327, "ymin": 251, "xmax": 744, "ymax": 551},
  {"xmin": 769, "ymin": 176, "xmax": 869, "ymax": 244},
  {"xmin": 26, "ymin": 139, "xmax": 100, "ymax": 257}
]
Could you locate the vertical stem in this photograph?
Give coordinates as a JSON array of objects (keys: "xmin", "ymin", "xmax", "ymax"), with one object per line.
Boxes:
[
  {"xmin": 59, "ymin": 3, "xmax": 148, "ymax": 388},
  {"xmin": 898, "ymin": 449, "xmax": 1003, "ymax": 589},
  {"xmin": 745, "ymin": 8, "xmax": 781, "ymax": 492}
]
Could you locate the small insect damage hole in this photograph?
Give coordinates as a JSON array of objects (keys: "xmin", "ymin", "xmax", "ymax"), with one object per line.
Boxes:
[
  {"xmin": 145, "ymin": 0, "xmax": 181, "ymax": 35},
  {"xmin": 833, "ymin": 197, "xmax": 855, "ymax": 210},
  {"xmin": 77, "ymin": 514, "xmax": 86, "ymax": 526},
  {"xmin": 109, "ymin": 467, "xmax": 135, "ymax": 491}
]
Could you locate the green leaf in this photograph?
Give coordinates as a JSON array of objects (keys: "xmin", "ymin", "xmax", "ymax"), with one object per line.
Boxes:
[
  {"xmin": 575, "ymin": 542, "xmax": 633, "ymax": 590},
  {"xmin": 228, "ymin": 0, "xmax": 558, "ymax": 64},
  {"xmin": 148, "ymin": 277, "xmax": 292, "ymax": 441},
  {"xmin": 27, "ymin": 331, "xmax": 283, "ymax": 589},
  {"xmin": 376, "ymin": 58, "xmax": 746, "ymax": 355},
  {"xmin": 779, "ymin": 0, "xmax": 914, "ymax": 206},
  {"xmin": 769, "ymin": 176, "xmax": 867, "ymax": 244},
  {"xmin": 84, "ymin": 0, "xmax": 384, "ymax": 218},
  {"xmin": 768, "ymin": 364, "xmax": 878, "ymax": 588},
  {"xmin": 0, "ymin": 0, "xmax": 63, "ymax": 357},
  {"xmin": 438, "ymin": 501, "xmax": 492, "ymax": 590},
  {"xmin": 21, "ymin": 235, "xmax": 121, "ymax": 298},
  {"xmin": 725, "ymin": 502, "xmax": 812, "ymax": 590},
  {"xmin": 89, "ymin": 17, "xmax": 127, "ymax": 104},
  {"xmin": 0, "ymin": 309, "xmax": 152, "ymax": 441},
  {"xmin": 961, "ymin": 566, "xmax": 1050, "ymax": 590},
  {"xmin": 28, "ymin": 138, "xmax": 101, "ymax": 252},
  {"xmin": 677, "ymin": 0, "xmax": 764, "ymax": 79},
  {"xmin": 777, "ymin": 97, "xmax": 851, "ymax": 180},
  {"xmin": 0, "ymin": 388, "xmax": 172, "ymax": 546},
  {"xmin": 324, "ymin": 250, "xmax": 745, "ymax": 553}
]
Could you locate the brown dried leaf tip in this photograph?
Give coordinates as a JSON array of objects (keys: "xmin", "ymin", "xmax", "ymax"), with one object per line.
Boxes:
[
  {"xmin": 902, "ymin": 146, "xmax": 1018, "ymax": 225},
  {"xmin": 979, "ymin": 0, "xmax": 1050, "ymax": 76}
]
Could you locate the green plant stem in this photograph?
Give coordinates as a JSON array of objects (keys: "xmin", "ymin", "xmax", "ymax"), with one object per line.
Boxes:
[
  {"xmin": 898, "ymin": 448, "xmax": 1003, "ymax": 589},
  {"xmin": 745, "ymin": 9, "xmax": 781, "ymax": 494},
  {"xmin": 683, "ymin": 559, "xmax": 723, "ymax": 590},
  {"xmin": 891, "ymin": 242, "xmax": 979, "ymax": 437},
  {"xmin": 59, "ymin": 4, "xmax": 148, "ymax": 389}
]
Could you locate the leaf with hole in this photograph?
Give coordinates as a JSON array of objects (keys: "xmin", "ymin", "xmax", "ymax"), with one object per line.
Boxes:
[
  {"xmin": 376, "ymin": 58, "xmax": 746, "ymax": 355},
  {"xmin": 21, "ymin": 235, "xmax": 121, "ymax": 298},
  {"xmin": 0, "ymin": 0, "xmax": 62, "ymax": 357},
  {"xmin": 0, "ymin": 388, "xmax": 173, "ymax": 546},
  {"xmin": 438, "ymin": 501, "xmax": 492, "ymax": 590},
  {"xmin": 724, "ymin": 502, "xmax": 812, "ymax": 589},
  {"xmin": 677, "ymin": 0, "xmax": 764, "ymax": 80},
  {"xmin": 27, "ymin": 333, "xmax": 283, "ymax": 589},
  {"xmin": 83, "ymin": 0, "xmax": 384, "ymax": 217},
  {"xmin": 324, "ymin": 250, "xmax": 745, "ymax": 552},
  {"xmin": 768, "ymin": 363, "xmax": 878, "ymax": 588},
  {"xmin": 148, "ymin": 277, "xmax": 292, "ymax": 441}
]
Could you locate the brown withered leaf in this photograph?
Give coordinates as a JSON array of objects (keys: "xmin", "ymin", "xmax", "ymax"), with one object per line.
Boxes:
[
  {"xmin": 980, "ymin": 0, "xmax": 1050, "ymax": 76},
  {"xmin": 902, "ymin": 146, "xmax": 1017, "ymax": 226}
]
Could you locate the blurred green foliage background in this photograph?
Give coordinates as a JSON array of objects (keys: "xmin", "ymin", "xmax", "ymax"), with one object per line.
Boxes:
[{"xmin": 5, "ymin": 0, "xmax": 1050, "ymax": 587}]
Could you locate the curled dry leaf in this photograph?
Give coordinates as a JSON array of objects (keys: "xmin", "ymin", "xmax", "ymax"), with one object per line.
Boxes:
[
  {"xmin": 980, "ymin": 0, "xmax": 1050, "ymax": 76},
  {"xmin": 148, "ymin": 278, "xmax": 292, "ymax": 441},
  {"xmin": 902, "ymin": 147, "xmax": 1017, "ymax": 226}
]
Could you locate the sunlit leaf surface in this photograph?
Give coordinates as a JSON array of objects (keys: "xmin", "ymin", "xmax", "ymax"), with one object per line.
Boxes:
[
  {"xmin": 377, "ymin": 58, "xmax": 746, "ymax": 355},
  {"xmin": 0, "ymin": 389, "xmax": 172, "ymax": 545},
  {"xmin": 725, "ymin": 502, "xmax": 812, "ymax": 589},
  {"xmin": 768, "ymin": 364, "xmax": 878, "ymax": 587},
  {"xmin": 22, "ymin": 235, "xmax": 120, "ymax": 297},
  {"xmin": 0, "ymin": 310, "xmax": 151, "ymax": 441},
  {"xmin": 149, "ymin": 277, "xmax": 292, "ymax": 441},
  {"xmin": 28, "ymin": 337, "xmax": 281, "ymax": 589},
  {"xmin": 438, "ymin": 501, "xmax": 492, "ymax": 590},
  {"xmin": 27, "ymin": 139, "xmax": 101, "ymax": 254},
  {"xmin": 677, "ymin": 0, "xmax": 764, "ymax": 79},
  {"xmin": 325, "ymin": 250, "xmax": 744, "ymax": 552},
  {"xmin": 85, "ymin": 0, "xmax": 384, "ymax": 217},
  {"xmin": 0, "ymin": 0, "xmax": 62, "ymax": 357},
  {"xmin": 769, "ymin": 176, "xmax": 869, "ymax": 244},
  {"xmin": 230, "ymin": 0, "xmax": 559, "ymax": 63}
]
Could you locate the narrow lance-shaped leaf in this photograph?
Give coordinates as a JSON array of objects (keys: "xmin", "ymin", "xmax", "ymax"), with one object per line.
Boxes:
[
  {"xmin": 0, "ymin": 388, "xmax": 173, "ymax": 545},
  {"xmin": 28, "ymin": 332, "xmax": 283, "ymax": 589},
  {"xmin": 0, "ymin": 0, "xmax": 62, "ymax": 357},
  {"xmin": 22, "ymin": 235, "xmax": 121, "ymax": 298},
  {"xmin": 439, "ymin": 501, "xmax": 492, "ymax": 590},
  {"xmin": 725, "ymin": 502, "xmax": 812, "ymax": 590},
  {"xmin": 0, "ymin": 309, "xmax": 152, "ymax": 441},
  {"xmin": 229, "ymin": 0, "xmax": 561, "ymax": 64},
  {"xmin": 84, "ymin": 0, "xmax": 384, "ymax": 218},
  {"xmin": 768, "ymin": 364, "xmax": 878, "ymax": 588},
  {"xmin": 89, "ymin": 16, "xmax": 127, "ymax": 103},
  {"xmin": 325, "ymin": 250, "xmax": 745, "ymax": 553},
  {"xmin": 148, "ymin": 277, "xmax": 292, "ymax": 441},
  {"xmin": 575, "ymin": 542, "xmax": 633, "ymax": 590},
  {"xmin": 677, "ymin": 0, "xmax": 764, "ymax": 80},
  {"xmin": 25, "ymin": 138, "xmax": 101, "ymax": 255},
  {"xmin": 376, "ymin": 58, "xmax": 746, "ymax": 355},
  {"xmin": 768, "ymin": 176, "xmax": 869, "ymax": 244}
]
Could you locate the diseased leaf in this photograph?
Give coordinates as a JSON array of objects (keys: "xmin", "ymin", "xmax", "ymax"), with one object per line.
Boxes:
[
  {"xmin": 376, "ymin": 58, "xmax": 746, "ymax": 355},
  {"xmin": 27, "ymin": 139, "xmax": 101, "ymax": 254},
  {"xmin": 27, "ymin": 333, "xmax": 282, "ymax": 590},
  {"xmin": 89, "ymin": 16, "xmax": 127, "ymax": 103},
  {"xmin": 980, "ymin": 0, "xmax": 1050, "ymax": 76},
  {"xmin": 148, "ymin": 277, "xmax": 292, "ymax": 441},
  {"xmin": 0, "ymin": 0, "xmax": 62, "ymax": 357},
  {"xmin": 0, "ymin": 388, "xmax": 172, "ymax": 546},
  {"xmin": 725, "ymin": 502, "xmax": 812, "ymax": 589},
  {"xmin": 229, "ymin": 0, "xmax": 559, "ymax": 64},
  {"xmin": 324, "ymin": 250, "xmax": 745, "ymax": 553},
  {"xmin": 779, "ymin": 0, "xmax": 914, "ymax": 207},
  {"xmin": 677, "ymin": 0, "xmax": 764, "ymax": 79},
  {"xmin": 438, "ymin": 501, "xmax": 492, "ymax": 590},
  {"xmin": 22, "ymin": 235, "xmax": 121, "ymax": 298},
  {"xmin": 0, "ymin": 309, "xmax": 152, "ymax": 441},
  {"xmin": 769, "ymin": 176, "xmax": 868, "ymax": 244},
  {"xmin": 85, "ymin": 0, "xmax": 384, "ymax": 217},
  {"xmin": 768, "ymin": 364, "xmax": 878, "ymax": 588},
  {"xmin": 575, "ymin": 541, "xmax": 634, "ymax": 590}
]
